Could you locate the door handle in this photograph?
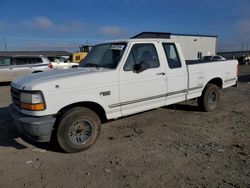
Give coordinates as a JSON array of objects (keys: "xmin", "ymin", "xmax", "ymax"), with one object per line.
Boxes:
[{"xmin": 156, "ymin": 72, "xmax": 165, "ymax": 76}]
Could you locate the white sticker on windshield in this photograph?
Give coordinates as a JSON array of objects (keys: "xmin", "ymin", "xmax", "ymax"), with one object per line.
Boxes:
[{"xmin": 110, "ymin": 44, "xmax": 125, "ymax": 50}]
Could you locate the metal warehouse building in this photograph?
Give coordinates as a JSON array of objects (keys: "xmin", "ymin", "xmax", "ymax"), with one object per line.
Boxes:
[{"xmin": 132, "ymin": 32, "xmax": 217, "ymax": 60}]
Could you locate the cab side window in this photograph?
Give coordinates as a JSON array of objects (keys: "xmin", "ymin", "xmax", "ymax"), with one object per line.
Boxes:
[
  {"xmin": 162, "ymin": 43, "xmax": 182, "ymax": 69},
  {"xmin": 124, "ymin": 43, "xmax": 159, "ymax": 71}
]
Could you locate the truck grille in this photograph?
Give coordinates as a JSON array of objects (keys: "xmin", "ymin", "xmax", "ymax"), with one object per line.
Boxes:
[{"xmin": 11, "ymin": 87, "xmax": 21, "ymax": 109}]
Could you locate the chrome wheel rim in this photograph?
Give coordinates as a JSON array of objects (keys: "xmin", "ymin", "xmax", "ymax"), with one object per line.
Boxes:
[
  {"xmin": 67, "ymin": 119, "xmax": 93, "ymax": 145},
  {"xmin": 208, "ymin": 91, "xmax": 217, "ymax": 105}
]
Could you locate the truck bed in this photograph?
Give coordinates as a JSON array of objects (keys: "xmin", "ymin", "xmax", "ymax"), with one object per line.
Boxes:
[{"xmin": 185, "ymin": 59, "xmax": 226, "ymax": 65}]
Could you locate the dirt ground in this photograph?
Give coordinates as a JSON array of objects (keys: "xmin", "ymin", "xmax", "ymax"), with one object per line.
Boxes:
[{"xmin": 0, "ymin": 66, "xmax": 249, "ymax": 188}]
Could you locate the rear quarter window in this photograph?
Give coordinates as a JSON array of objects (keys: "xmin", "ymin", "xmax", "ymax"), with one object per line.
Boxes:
[
  {"xmin": 162, "ymin": 43, "xmax": 182, "ymax": 69},
  {"xmin": 29, "ymin": 58, "xmax": 43, "ymax": 64}
]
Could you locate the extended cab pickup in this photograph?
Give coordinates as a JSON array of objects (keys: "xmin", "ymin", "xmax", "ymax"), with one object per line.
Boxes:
[{"xmin": 9, "ymin": 38, "xmax": 238, "ymax": 153}]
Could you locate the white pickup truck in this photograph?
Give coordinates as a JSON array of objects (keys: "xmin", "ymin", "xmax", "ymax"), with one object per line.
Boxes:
[{"xmin": 9, "ymin": 38, "xmax": 238, "ymax": 153}]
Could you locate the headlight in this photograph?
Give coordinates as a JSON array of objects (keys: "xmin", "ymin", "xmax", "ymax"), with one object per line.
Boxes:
[{"xmin": 20, "ymin": 92, "xmax": 46, "ymax": 111}]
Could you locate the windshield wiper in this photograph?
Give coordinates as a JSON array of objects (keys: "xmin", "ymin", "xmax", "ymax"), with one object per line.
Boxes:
[
  {"xmin": 83, "ymin": 63, "xmax": 113, "ymax": 69},
  {"xmin": 84, "ymin": 63, "xmax": 100, "ymax": 68}
]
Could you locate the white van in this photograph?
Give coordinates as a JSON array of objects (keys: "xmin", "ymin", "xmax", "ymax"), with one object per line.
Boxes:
[{"xmin": 0, "ymin": 55, "xmax": 52, "ymax": 82}]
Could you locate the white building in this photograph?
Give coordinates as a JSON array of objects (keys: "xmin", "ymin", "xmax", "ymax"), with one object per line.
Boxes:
[{"xmin": 132, "ymin": 32, "xmax": 217, "ymax": 60}]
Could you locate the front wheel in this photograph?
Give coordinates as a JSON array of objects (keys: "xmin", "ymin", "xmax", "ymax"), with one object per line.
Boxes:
[
  {"xmin": 56, "ymin": 107, "xmax": 101, "ymax": 153},
  {"xmin": 197, "ymin": 83, "xmax": 220, "ymax": 112}
]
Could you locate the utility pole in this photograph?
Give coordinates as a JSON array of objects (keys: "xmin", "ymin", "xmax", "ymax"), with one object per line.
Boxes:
[{"xmin": 3, "ymin": 37, "xmax": 7, "ymax": 51}]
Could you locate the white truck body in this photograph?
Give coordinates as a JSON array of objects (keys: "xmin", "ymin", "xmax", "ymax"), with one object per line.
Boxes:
[{"xmin": 9, "ymin": 38, "xmax": 238, "ymax": 152}]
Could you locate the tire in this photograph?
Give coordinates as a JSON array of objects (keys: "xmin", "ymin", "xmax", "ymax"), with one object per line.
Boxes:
[
  {"xmin": 56, "ymin": 107, "xmax": 101, "ymax": 153},
  {"xmin": 197, "ymin": 83, "xmax": 220, "ymax": 112}
]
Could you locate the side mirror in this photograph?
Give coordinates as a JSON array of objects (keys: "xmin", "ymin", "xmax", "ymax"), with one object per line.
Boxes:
[{"xmin": 133, "ymin": 61, "xmax": 150, "ymax": 73}]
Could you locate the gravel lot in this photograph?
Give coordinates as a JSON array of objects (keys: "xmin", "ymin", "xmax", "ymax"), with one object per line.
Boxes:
[{"xmin": 0, "ymin": 66, "xmax": 249, "ymax": 188}]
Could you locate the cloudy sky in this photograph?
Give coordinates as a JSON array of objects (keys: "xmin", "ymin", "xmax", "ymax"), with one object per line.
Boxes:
[{"xmin": 0, "ymin": 0, "xmax": 250, "ymax": 52}]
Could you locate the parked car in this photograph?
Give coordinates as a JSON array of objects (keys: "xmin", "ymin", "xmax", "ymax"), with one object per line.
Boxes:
[
  {"xmin": 246, "ymin": 55, "xmax": 250, "ymax": 65},
  {"xmin": 238, "ymin": 55, "xmax": 250, "ymax": 65},
  {"xmin": 201, "ymin": 55, "xmax": 226, "ymax": 61},
  {"xmin": 9, "ymin": 38, "xmax": 238, "ymax": 153},
  {"xmin": 0, "ymin": 55, "xmax": 52, "ymax": 82},
  {"xmin": 47, "ymin": 56, "xmax": 78, "ymax": 69}
]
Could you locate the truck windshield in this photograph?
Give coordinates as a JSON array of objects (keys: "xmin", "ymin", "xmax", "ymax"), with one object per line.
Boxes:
[{"xmin": 79, "ymin": 43, "xmax": 127, "ymax": 69}]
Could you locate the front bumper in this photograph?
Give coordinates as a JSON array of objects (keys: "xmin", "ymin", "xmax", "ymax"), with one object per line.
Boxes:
[{"xmin": 9, "ymin": 103, "xmax": 56, "ymax": 142}]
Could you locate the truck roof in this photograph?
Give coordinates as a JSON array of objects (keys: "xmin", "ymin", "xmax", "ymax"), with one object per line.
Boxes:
[
  {"xmin": 131, "ymin": 31, "xmax": 217, "ymax": 39},
  {"xmin": 100, "ymin": 38, "xmax": 176, "ymax": 44}
]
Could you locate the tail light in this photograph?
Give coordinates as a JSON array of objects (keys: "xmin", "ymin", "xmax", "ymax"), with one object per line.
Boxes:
[{"xmin": 48, "ymin": 63, "xmax": 53, "ymax": 69}]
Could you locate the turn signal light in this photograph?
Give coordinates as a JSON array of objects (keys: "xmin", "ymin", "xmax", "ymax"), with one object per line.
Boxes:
[{"xmin": 20, "ymin": 103, "xmax": 45, "ymax": 111}]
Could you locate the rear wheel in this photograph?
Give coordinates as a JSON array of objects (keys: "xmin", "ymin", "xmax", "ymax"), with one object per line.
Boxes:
[
  {"xmin": 56, "ymin": 107, "xmax": 101, "ymax": 153},
  {"xmin": 198, "ymin": 83, "xmax": 220, "ymax": 112}
]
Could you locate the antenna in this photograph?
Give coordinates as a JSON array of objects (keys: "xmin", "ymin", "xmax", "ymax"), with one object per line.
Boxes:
[{"xmin": 3, "ymin": 37, "xmax": 7, "ymax": 51}]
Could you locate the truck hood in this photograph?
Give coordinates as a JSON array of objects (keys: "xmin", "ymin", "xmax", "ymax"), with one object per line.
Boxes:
[{"xmin": 11, "ymin": 67, "xmax": 116, "ymax": 91}]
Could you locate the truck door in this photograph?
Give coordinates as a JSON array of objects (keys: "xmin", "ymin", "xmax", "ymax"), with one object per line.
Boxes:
[
  {"xmin": 118, "ymin": 43, "xmax": 167, "ymax": 116},
  {"xmin": 162, "ymin": 43, "xmax": 188, "ymax": 105}
]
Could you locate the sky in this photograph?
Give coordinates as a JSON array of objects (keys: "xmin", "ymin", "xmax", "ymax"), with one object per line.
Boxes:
[{"xmin": 0, "ymin": 0, "xmax": 250, "ymax": 52}]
